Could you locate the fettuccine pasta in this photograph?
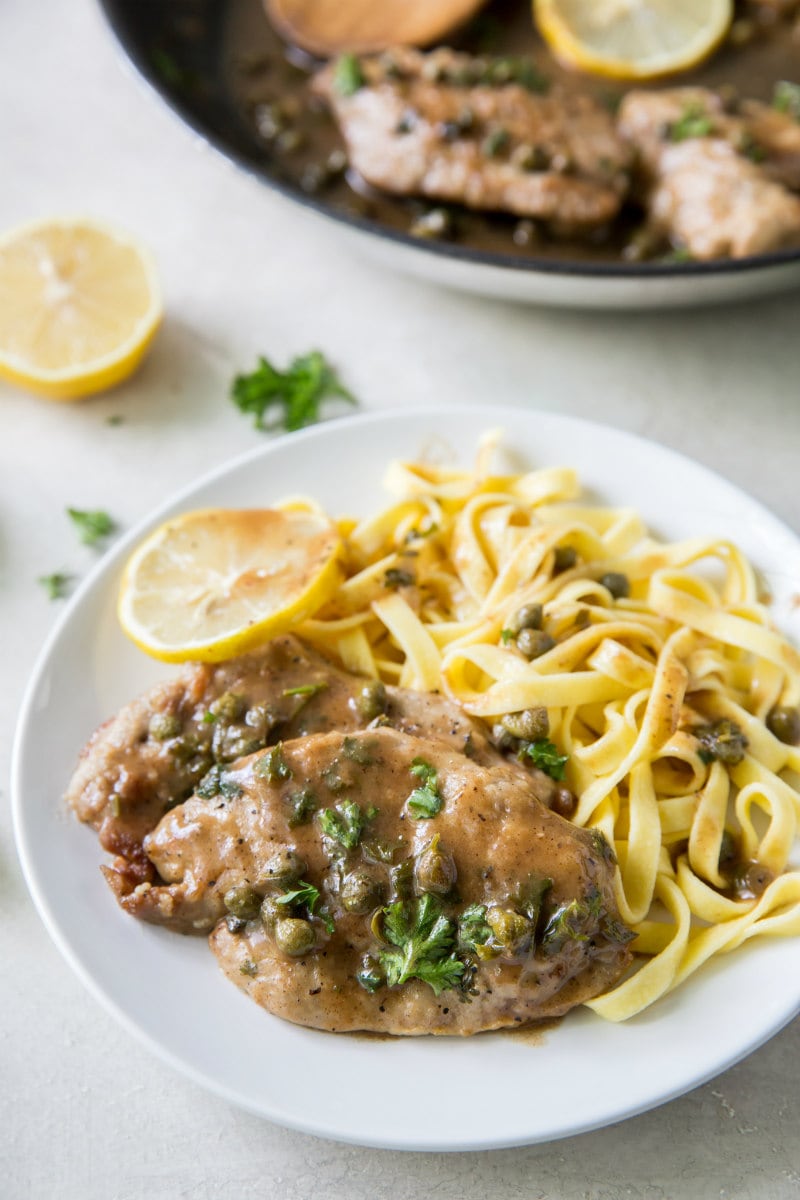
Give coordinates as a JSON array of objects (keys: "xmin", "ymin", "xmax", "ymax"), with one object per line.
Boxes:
[{"xmin": 293, "ymin": 433, "xmax": 800, "ymax": 1020}]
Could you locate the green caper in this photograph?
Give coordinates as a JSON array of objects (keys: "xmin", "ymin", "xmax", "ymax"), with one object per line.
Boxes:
[
  {"xmin": 599, "ymin": 572, "xmax": 630, "ymax": 600},
  {"xmin": 516, "ymin": 628, "xmax": 555, "ymax": 660},
  {"xmin": 508, "ymin": 603, "xmax": 543, "ymax": 635},
  {"xmin": 491, "ymin": 723, "xmax": 517, "ymax": 751},
  {"xmin": 260, "ymin": 895, "xmax": 281, "ymax": 931},
  {"xmin": 357, "ymin": 681, "xmax": 388, "ymax": 715},
  {"xmin": 414, "ymin": 838, "xmax": 457, "ymax": 896},
  {"xmin": 766, "ymin": 705, "xmax": 800, "ymax": 746},
  {"xmin": 502, "ymin": 707, "xmax": 549, "ymax": 741},
  {"xmin": 149, "ymin": 712, "xmax": 182, "ymax": 741},
  {"xmin": 553, "ymin": 545, "xmax": 578, "ymax": 573},
  {"xmin": 341, "ymin": 869, "xmax": 384, "ymax": 914},
  {"xmin": 486, "ymin": 907, "xmax": 531, "ymax": 951},
  {"xmin": 210, "ymin": 691, "xmax": 247, "ymax": 723},
  {"xmin": 274, "ymin": 917, "xmax": 317, "ymax": 957},
  {"xmin": 223, "ymin": 883, "xmax": 262, "ymax": 921},
  {"xmin": 226, "ymin": 914, "xmax": 247, "ymax": 934},
  {"xmin": 261, "ymin": 849, "xmax": 306, "ymax": 886},
  {"xmin": 696, "ymin": 719, "xmax": 748, "ymax": 766}
]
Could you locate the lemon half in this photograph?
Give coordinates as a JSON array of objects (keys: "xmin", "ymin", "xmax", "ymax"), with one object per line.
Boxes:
[
  {"xmin": 118, "ymin": 508, "xmax": 343, "ymax": 663},
  {"xmin": 535, "ymin": 0, "xmax": 733, "ymax": 81},
  {"xmin": 0, "ymin": 217, "xmax": 162, "ymax": 400}
]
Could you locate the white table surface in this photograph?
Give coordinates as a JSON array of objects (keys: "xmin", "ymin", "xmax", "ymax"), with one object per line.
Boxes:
[{"xmin": 3, "ymin": 1, "xmax": 800, "ymax": 1196}]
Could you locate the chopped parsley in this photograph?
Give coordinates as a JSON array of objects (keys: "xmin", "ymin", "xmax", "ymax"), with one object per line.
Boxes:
[
  {"xmin": 342, "ymin": 735, "xmax": 376, "ymax": 766},
  {"xmin": 500, "ymin": 628, "xmax": 515, "ymax": 644},
  {"xmin": 379, "ymin": 893, "xmax": 465, "ymax": 996},
  {"xmin": 231, "ymin": 350, "xmax": 355, "ymax": 433},
  {"xmin": 239, "ymin": 959, "xmax": 258, "ymax": 977},
  {"xmin": 406, "ymin": 758, "xmax": 443, "ymax": 819},
  {"xmin": 334, "ymin": 53, "xmax": 365, "ymax": 97},
  {"xmin": 67, "ymin": 507, "xmax": 116, "ymax": 546},
  {"xmin": 458, "ymin": 903, "xmax": 492, "ymax": 954},
  {"xmin": 283, "ymin": 683, "xmax": 328, "ymax": 698},
  {"xmin": 318, "ymin": 798, "xmax": 369, "ymax": 850},
  {"xmin": 196, "ymin": 765, "xmax": 243, "ymax": 799},
  {"xmin": 38, "ymin": 572, "xmax": 72, "ymax": 600},
  {"xmin": 668, "ymin": 103, "xmax": 713, "ymax": 142},
  {"xmin": 286, "ymin": 788, "xmax": 317, "ymax": 828},
  {"xmin": 255, "ymin": 743, "xmax": 292, "ymax": 783},
  {"xmin": 519, "ymin": 739, "xmax": 568, "ymax": 781},
  {"xmin": 275, "ymin": 881, "xmax": 321, "ymax": 912},
  {"xmin": 773, "ymin": 80, "xmax": 800, "ymax": 121}
]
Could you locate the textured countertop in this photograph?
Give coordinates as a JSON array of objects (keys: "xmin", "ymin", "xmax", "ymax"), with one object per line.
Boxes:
[{"xmin": 2, "ymin": 1, "xmax": 799, "ymax": 1197}]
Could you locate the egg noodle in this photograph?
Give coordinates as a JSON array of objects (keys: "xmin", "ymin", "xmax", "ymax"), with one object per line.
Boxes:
[{"xmin": 289, "ymin": 432, "xmax": 800, "ymax": 1020}]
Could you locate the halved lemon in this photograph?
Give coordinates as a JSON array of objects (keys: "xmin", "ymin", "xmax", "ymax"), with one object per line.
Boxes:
[
  {"xmin": 534, "ymin": 0, "xmax": 733, "ymax": 82},
  {"xmin": 0, "ymin": 217, "xmax": 162, "ymax": 401},
  {"xmin": 118, "ymin": 508, "xmax": 343, "ymax": 663}
]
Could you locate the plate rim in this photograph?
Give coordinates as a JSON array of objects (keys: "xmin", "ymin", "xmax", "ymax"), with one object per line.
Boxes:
[
  {"xmin": 95, "ymin": 0, "xmax": 800, "ymax": 285},
  {"xmin": 12, "ymin": 406, "xmax": 800, "ymax": 1150}
]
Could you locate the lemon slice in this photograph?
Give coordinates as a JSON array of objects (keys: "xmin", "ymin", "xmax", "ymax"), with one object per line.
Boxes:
[
  {"xmin": 0, "ymin": 217, "xmax": 162, "ymax": 401},
  {"xmin": 534, "ymin": 0, "xmax": 733, "ymax": 81},
  {"xmin": 118, "ymin": 508, "xmax": 343, "ymax": 663}
]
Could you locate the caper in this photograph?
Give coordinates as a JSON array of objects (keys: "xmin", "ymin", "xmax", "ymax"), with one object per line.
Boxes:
[
  {"xmin": 732, "ymin": 862, "xmax": 773, "ymax": 900},
  {"xmin": 356, "ymin": 679, "xmax": 388, "ymax": 721},
  {"xmin": 766, "ymin": 705, "xmax": 800, "ymax": 746},
  {"xmin": 502, "ymin": 707, "xmax": 550, "ymax": 741},
  {"xmin": 210, "ymin": 691, "xmax": 246, "ymax": 723},
  {"xmin": 516, "ymin": 628, "xmax": 555, "ymax": 660},
  {"xmin": 414, "ymin": 839, "xmax": 457, "ymax": 896},
  {"xmin": 223, "ymin": 883, "xmax": 262, "ymax": 920},
  {"xmin": 491, "ymin": 723, "xmax": 517, "ymax": 752},
  {"xmin": 507, "ymin": 602, "xmax": 543, "ymax": 635},
  {"xmin": 226, "ymin": 914, "xmax": 247, "ymax": 934},
  {"xmin": 696, "ymin": 719, "xmax": 748, "ymax": 767},
  {"xmin": 486, "ymin": 907, "xmax": 531, "ymax": 951},
  {"xmin": 261, "ymin": 849, "xmax": 306, "ymax": 886},
  {"xmin": 341, "ymin": 869, "xmax": 384, "ymax": 914},
  {"xmin": 260, "ymin": 895, "xmax": 281, "ymax": 930},
  {"xmin": 599, "ymin": 572, "xmax": 630, "ymax": 600},
  {"xmin": 149, "ymin": 712, "xmax": 182, "ymax": 741},
  {"xmin": 553, "ymin": 545, "xmax": 578, "ymax": 573},
  {"xmin": 551, "ymin": 785, "xmax": 577, "ymax": 820},
  {"xmin": 274, "ymin": 917, "xmax": 317, "ymax": 957}
]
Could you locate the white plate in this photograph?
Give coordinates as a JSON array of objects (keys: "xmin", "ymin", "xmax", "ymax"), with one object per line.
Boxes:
[{"xmin": 12, "ymin": 407, "xmax": 800, "ymax": 1151}]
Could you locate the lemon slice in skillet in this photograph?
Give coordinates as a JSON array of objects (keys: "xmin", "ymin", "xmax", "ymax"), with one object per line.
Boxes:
[
  {"xmin": 0, "ymin": 217, "xmax": 162, "ymax": 401},
  {"xmin": 118, "ymin": 507, "xmax": 343, "ymax": 663},
  {"xmin": 534, "ymin": 0, "xmax": 733, "ymax": 82}
]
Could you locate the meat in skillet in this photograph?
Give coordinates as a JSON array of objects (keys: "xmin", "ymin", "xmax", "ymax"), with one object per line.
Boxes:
[
  {"xmin": 313, "ymin": 47, "xmax": 634, "ymax": 235},
  {"xmin": 618, "ymin": 87, "xmax": 800, "ymax": 259}
]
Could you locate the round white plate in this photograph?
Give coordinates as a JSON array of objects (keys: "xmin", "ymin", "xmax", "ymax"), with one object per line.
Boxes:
[{"xmin": 12, "ymin": 408, "xmax": 800, "ymax": 1151}]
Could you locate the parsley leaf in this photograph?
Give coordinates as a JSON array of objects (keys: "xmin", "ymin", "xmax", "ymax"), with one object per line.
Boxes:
[
  {"xmin": 774, "ymin": 80, "xmax": 800, "ymax": 121},
  {"xmin": 406, "ymin": 757, "xmax": 443, "ymax": 819},
  {"xmin": 231, "ymin": 350, "xmax": 355, "ymax": 433},
  {"xmin": 255, "ymin": 744, "xmax": 292, "ymax": 783},
  {"xmin": 275, "ymin": 881, "xmax": 321, "ymax": 912},
  {"xmin": 318, "ymin": 798, "xmax": 369, "ymax": 850},
  {"xmin": 287, "ymin": 789, "xmax": 317, "ymax": 828},
  {"xmin": 668, "ymin": 103, "xmax": 713, "ymax": 142},
  {"xmin": 67, "ymin": 507, "xmax": 116, "ymax": 546},
  {"xmin": 283, "ymin": 683, "xmax": 328, "ymax": 698},
  {"xmin": 379, "ymin": 894, "xmax": 465, "ymax": 996},
  {"xmin": 458, "ymin": 903, "xmax": 492, "ymax": 953},
  {"xmin": 196, "ymin": 765, "xmax": 243, "ymax": 799},
  {"xmin": 519, "ymin": 739, "xmax": 568, "ymax": 781},
  {"xmin": 38, "ymin": 572, "xmax": 72, "ymax": 600},
  {"xmin": 334, "ymin": 53, "xmax": 364, "ymax": 97}
]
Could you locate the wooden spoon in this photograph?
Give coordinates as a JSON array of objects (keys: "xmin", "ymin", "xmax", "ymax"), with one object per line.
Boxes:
[{"xmin": 265, "ymin": 0, "xmax": 490, "ymax": 58}]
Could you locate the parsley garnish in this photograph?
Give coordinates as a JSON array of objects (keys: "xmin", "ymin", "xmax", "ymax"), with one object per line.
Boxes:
[
  {"xmin": 196, "ymin": 765, "xmax": 243, "ymax": 799},
  {"xmin": 334, "ymin": 53, "xmax": 365, "ymax": 97},
  {"xmin": 67, "ymin": 507, "xmax": 116, "ymax": 546},
  {"xmin": 774, "ymin": 80, "xmax": 800, "ymax": 121},
  {"xmin": 342, "ymin": 736, "xmax": 376, "ymax": 766},
  {"xmin": 287, "ymin": 788, "xmax": 317, "ymax": 828},
  {"xmin": 318, "ymin": 798, "xmax": 369, "ymax": 850},
  {"xmin": 379, "ymin": 894, "xmax": 465, "ymax": 996},
  {"xmin": 458, "ymin": 903, "xmax": 492, "ymax": 953},
  {"xmin": 283, "ymin": 683, "xmax": 328, "ymax": 698},
  {"xmin": 406, "ymin": 758, "xmax": 443, "ymax": 819},
  {"xmin": 519, "ymin": 739, "xmax": 568, "ymax": 781},
  {"xmin": 255, "ymin": 744, "xmax": 292, "ymax": 783},
  {"xmin": 275, "ymin": 881, "xmax": 321, "ymax": 912},
  {"xmin": 500, "ymin": 628, "xmax": 515, "ymax": 644},
  {"xmin": 668, "ymin": 103, "xmax": 713, "ymax": 142},
  {"xmin": 239, "ymin": 959, "xmax": 258, "ymax": 977},
  {"xmin": 38, "ymin": 572, "xmax": 72, "ymax": 600},
  {"xmin": 232, "ymin": 350, "xmax": 355, "ymax": 433}
]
